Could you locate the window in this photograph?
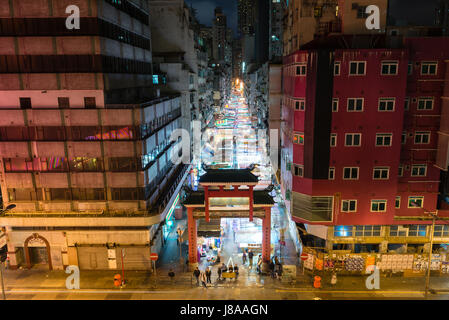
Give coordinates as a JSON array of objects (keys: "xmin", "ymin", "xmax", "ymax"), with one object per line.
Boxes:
[
  {"xmin": 111, "ymin": 188, "xmax": 145, "ymax": 200},
  {"xmin": 293, "ymin": 133, "xmax": 304, "ymax": 145},
  {"xmin": 395, "ymin": 196, "xmax": 401, "ymax": 209},
  {"xmin": 49, "ymin": 188, "xmax": 72, "ymax": 201},
  {"xmin": 349, "ymin": 61, "xmax": 366, "ymax": 75},
  {"xmin": 376, "ymin": 133, "xmax": 392, "ymax": 146},
  {"xmin": 8, "ymin": 188, "xmax": 42, "ymax": 201},
  {"xmin": 390, "ymin": 226, "xmax": 407, "ymax": 237},
  {"xmin": 378, "ymin": 98, "xmax": 395, "ymax": 111},
  {"xmin": 408, "ymin": 196, "xmax": 424, "ymax": 208},
  {"xmin": 414, "ymin": 131, "xmax": 430, "ymax": 144},
  {"xmin": 72, "ymin": 188, "xmax": 106, "ymax": 201},
  {"xmin": 411, "ymin": 164, "xmax": 427, "ymax": 177},
  {"xmin": 58, "ymin": 97, "xmax": 70, "ymax": 109},
  {"xmin": 417, "ymin": 98, "xmax": 434, "ymax": 110},
  {"xmin": 19, "ymin": 97, "xmax": 32, "ymax": 109},
  {"xmin": 381, "ymin": 61, "xmax": 398, "ymax": 75},
  {"xmin": 293, "ymin": 164, "xmax": 304, "ymax": 177},
  {"xmin": 341, "ymin": 200, "xmax": 357, "ymax": 212},
  {"xmin": 296, "ymin": 64, "xmax": 306, "ymax": 76},
  {"xmin": 404, "ymin": 97, "xmax": 410, "ymax": 111},
  {"xmin": 355, "ymin": 225, "xmax": 381, "ymax": 237},
  {"xmin": 334, "ymin": 61, "xmax": 341, "ymax": 75},
  {"xmin": 109, "ymin": 157, "xmax": 138, "ymax": 172},
  {"xmin": 347, "ymin": 98, "xmax": 364, "ymax": 111},
  {"xmin": 398, "ymin": 165, "xmax": 404, "ymax": 177},
  {"xmin": 334, "ymin": 225, "xmax": 353, "ymax": 237},
  {"xmin": 329, "ymin": 167, "xmax": 335, "ymax": 180},
  {"xmin": 434, "ymin": 225, "xmax": 449, "ymax": 237},
  {"xmin": 330, "ymin": 133, "xmax": 337, "ymax": 147},
  {"xmin": 343, "ymin": 167, "xmax": 359, "ymax": 180},
  {"xmin": 371, "ymin": 200, "xmax": 387, "ymax": 212},
  {"xmin": 295, "ymin": 99, "xmax": 305, "ymax": 111},
  {"xmin": 401, "ymin": 132, "xmax": 407, "ymax": 144},
  {"xmin": 373, "ymin": 167, "xmax": 389, "ymax": 180},
  {"xmin": 356, "ymin": 6, "xmax": 368, "ymax": 18},
  {"xmin": 69, "ymin": 157, "xmax": 103, "ymax": 172},
  {"xmin": 408, "ymin": 62, "xmax": 413, "ymax": 75},
  {"xmin": 408, "ymin": 225, "xmax": 427, "ymax": 237},
  {"xmin": 421, "ymin": 62, "xmax": 437, "ymax": 75},
  {"xmin": 345, "ymin": 133, "xmax": 361, "ymax": 146},
  {"xmin": 84, "ymin": 97, "xmax": 96, "ymax": 109},
  {"xmin": 153, "ymin": 75, "xmax": 159, "ymax": 84},
  {"xmin": 332, "ymin": 98, "xmax": 339, "ymax": 112}
]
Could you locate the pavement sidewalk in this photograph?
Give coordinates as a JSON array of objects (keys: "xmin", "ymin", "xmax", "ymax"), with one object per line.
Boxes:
[{"xmin": 3, "ymin": 267, "xmax": 449, "ymax": 294}]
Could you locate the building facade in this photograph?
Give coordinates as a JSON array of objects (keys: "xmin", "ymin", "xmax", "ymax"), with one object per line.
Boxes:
[
  {"xmin": 280, "ymin": 36, "xmax": 449, "ymax": 253},
  {"xmin": 283, "ymin": 0, "xmax": 388, "ymax": 56},
  {"xmin": 0, "ymin": 0, "xmax": 190, "ymax": 270}
]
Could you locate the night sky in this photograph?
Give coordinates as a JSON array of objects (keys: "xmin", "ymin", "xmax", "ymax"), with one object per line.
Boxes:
[
  {"xmin": 184, "ymin": 0, "xmax": 440, "ymax": 36},
  {"xmin": 185, "ymin": 0, "xmax": 238, "ymax": 35}
]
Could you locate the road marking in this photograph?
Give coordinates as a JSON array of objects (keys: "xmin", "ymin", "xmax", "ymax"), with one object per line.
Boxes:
[
  {"xmin": 6, "ymin": 289, "xmax": 185, "ymax": 294},
  {"xmin": 275, "ymin": 289, "xmax": 446, "ymax": 295}
]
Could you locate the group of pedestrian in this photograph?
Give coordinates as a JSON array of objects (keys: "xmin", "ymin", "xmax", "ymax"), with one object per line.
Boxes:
[
  {"xmin": 217, "ymin": 263, "xmax": 239, "ymax": 280},
  {"xmin": 243, "ymin": 249, "xmax": 254, "ymax": 268},
  {"xmin": 193, "ymin": 263, "xmax": 240, "ymax": 287},
  {"xmin": 193, "ymin": 266, "xmax": 214, "ymax": 288}
]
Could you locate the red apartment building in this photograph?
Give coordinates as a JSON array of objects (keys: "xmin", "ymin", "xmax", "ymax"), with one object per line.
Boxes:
[{"xmin": 281, "ymin": 35, "xmax": 449, "ymax": 253}]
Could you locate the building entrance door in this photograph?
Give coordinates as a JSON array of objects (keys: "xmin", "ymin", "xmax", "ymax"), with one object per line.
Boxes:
[{"xmin": 29, "ymin": 247, "xmax": 49, "ymax": 266}]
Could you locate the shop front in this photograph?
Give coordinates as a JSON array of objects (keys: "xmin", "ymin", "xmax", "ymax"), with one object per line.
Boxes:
[{"xmin": 197, "ymin": 218, "xmax": 222, "ymax": 264}]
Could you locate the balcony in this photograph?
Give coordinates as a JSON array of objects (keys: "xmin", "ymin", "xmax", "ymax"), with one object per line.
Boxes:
[
  {"xmin": 140, "ymin": 107, "xmax": 181, "ymax": 140},
  {"xmin": 147, "ymin": 163, "xmax": 190, "ymax": 216}
]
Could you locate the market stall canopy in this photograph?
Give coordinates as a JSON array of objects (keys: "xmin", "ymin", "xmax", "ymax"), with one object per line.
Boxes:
[{"xmin": 197, "ymin": 218, "xmax": 222, "ymax": 238}]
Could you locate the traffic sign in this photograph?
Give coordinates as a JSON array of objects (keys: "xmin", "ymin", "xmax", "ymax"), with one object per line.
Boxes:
[
  {"xmin": 300, "ymin": 253, "xmax": 308, "ymax": 261},
  {"xmin": 150, "ymin": 253, "xmax": 159, "ymax": 261}
]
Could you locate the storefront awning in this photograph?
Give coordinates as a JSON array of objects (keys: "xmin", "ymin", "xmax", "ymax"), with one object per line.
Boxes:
[{"xmin": 197, "ymin": 218, "xmax": 221, "ymax": 238}]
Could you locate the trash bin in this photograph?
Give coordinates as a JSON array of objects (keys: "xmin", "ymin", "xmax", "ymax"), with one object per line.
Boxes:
[{"xmin": 313, "ymin": 276, "xmax": 321, "ymax": 288}]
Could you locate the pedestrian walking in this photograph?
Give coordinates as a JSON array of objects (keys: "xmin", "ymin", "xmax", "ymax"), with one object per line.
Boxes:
[
  {"xmin": 242, "ymin": 251, "xmax": 247, "ymax": 265},
  {"xmin": 234, "ymin": 265, "xmax": 239, "ymax": 279},
  {"xmin": 248, "ymin": 250, "xmax": 254, "ymax": 269},
  {"xmin": 269, "ymin": 260, "xmax": 275, "ymax": 279},
  {"xmin": 256, "ymin": 256, "xmax": 262, "ymax": 274},
  {"xmin": 200, "ymin": 271, "xmax": 208, "ymax": 289},
  {"xmin": 206, "ymin": 267, "xmax": 212, "ymax": 284},
  {"xmin": 168, "ymin": 269, "xmax": 175, "ymax": 283},
  {"xmin": 217, "ymin": 266, "xmax": 222, "ymax": 280},
  {"xmin": 193, "ymin": 267, "xmax": 200, "ymax": 286},
  {"xmin": 176, "ymin": 227, "xmax": 181, "ymax": 245},
  {"xmin": 275, "ymin": 262, "xmax": 283, "ymax": 279},
  {"xmin": 331, "ymin": 272, "xmax": 337, "ymax": 287}
]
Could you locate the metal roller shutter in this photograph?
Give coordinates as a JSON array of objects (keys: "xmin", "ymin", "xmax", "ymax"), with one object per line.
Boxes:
[{"xmin": 77, "ymin": 247, "xmax": 108, "ymax": 270}]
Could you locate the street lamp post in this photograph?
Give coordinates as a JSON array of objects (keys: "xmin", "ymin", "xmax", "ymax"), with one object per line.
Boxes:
[
  {"xmin": 0, "ymin": 261, "xmax": 5, "ymax": 300},
  {"xmin": 425, "ymin": 211, "xmax": 437, "ymax": 299},
  {"xmin": 0, "ymin": 204, "xmax": 16, "ymax": 300}
]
